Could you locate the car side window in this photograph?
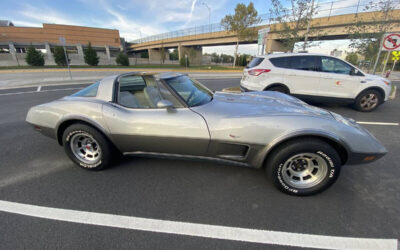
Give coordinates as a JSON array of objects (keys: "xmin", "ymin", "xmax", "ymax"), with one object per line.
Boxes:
[
  {"xmin": 287, "ymin": 56, "xmax": 318, "ymax": 71},
  {"xmin": 321, "ymin": 57, "xmax": 352, "ymax": 75},
  {"xmin": 117, "ymin": 75, "xmax": 164, "ymax": 109}
]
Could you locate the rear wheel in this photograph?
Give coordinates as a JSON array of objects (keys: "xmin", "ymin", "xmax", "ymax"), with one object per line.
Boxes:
[
  {"xmin": 62, "ymin": 124, "xmax": 113, "ymax": 170},
  {"xmin": 266, "ymin": 86, "xmax": 289, "ymax": 94},
  {"xmin": 354, "ymin": 90, "xmax": 382, "ymax": 112},
  {"xmin": 266, "ymin": 139, "xmax": 341, "ymax": 196}
]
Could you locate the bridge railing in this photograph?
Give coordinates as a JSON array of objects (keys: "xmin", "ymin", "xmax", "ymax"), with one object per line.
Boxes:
[{"xmin": 131, "ymin": 0, "xmax": 400, "ymax": 44}]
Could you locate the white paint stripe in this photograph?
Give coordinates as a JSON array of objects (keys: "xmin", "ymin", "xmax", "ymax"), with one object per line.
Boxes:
[
  {"xmin": 36, "ymin": 85, "xmax": 41, "ymax": 92},
  {"xmin": 356, "ymin": 121, "xmax": 399, "ymax": 126},
  {"xmin": 0, "ymin": 200, "xmax": 397, "ymax": 250},
  {"xmin": 0, "ymin": 87, "xmax": 83, "ymax": 96}
]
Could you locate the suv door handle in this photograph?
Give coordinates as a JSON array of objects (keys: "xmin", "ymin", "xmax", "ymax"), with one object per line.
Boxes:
[{"xmin": 360, "ymin": 80, "xmax": 367, "ymax": 83}]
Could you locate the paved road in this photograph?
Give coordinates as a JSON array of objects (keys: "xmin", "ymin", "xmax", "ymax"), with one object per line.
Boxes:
[{"xmin": 0, "ymin": 78, "xmax": 399, "ymax": 249}]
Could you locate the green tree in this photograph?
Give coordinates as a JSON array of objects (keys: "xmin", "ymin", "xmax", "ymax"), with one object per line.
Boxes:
[
  {"xmin": 25, "ymin": 46, "xmax": 44, "ymax": 66},
  {"xmin": 84, "ymin": 42, "xmax": 99, "ymax": 66},
  {"xmin": 221, "ymin": 2, "xmax": 261, "ymax": 67},
  {"xmin": 160, "ymin": 47, "xmax": 166, "ymax": 64},
  {"xmin": 116, "ymin": 52, "xmax": 130, "ymax": 66},
  {"xmin": 169, "ymin": 49, "xmax": 179, "ymax": 60},
  {"xmin": 269, "ymin": 0, "xmax": 321, "ymax": 52},
  {"xmin": 345, "ymin": 53, "xmax": 359, "ymax": 65},
  {"xmin": 179, "ymin": 56, "xmax": 189, "ymax": 67},
  {"xmin": 53, "ymin": 46, "xmax": 68, "ymax": 66},
  {"xmin": 347, "ymin": 0, "xmax": 397, "ymax": 72},
  {"xmin": 140, "ymin": 50, "xmax": 149, "ymax": 58}
]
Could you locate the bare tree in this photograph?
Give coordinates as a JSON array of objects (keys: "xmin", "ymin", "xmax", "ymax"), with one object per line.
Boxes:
[
  {"xmin": 347, "ymin": 0, "xmax": 398, "ymax": 72},
  {"xmin": 221, "ymin": 2, "xmax": 261, "ymax": 67},
  {"xmin": 269, "ymin": 0, "xmax": 321, "ymax": 52}
]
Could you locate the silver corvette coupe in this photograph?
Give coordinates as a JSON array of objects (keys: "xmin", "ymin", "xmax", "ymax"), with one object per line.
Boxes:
[{"xmin": 26, "ymin": 72, "xmax": 387, "ymax": 195}]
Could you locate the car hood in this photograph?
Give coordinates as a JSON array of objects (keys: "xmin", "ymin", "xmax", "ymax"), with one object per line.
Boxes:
[
  {"xmin": 364, "ymin": 73, "xmax": 387, "ymax": 82},
  {"xmin": 193, "ymin": 91, "xmax": 333, "ymax": 119}
]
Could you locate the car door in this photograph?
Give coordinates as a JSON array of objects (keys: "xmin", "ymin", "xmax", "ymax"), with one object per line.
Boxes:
[
  {"xmin": 283, "ymin": 56, "xmax": 322, "ymax": 96},
  {"xmin": 102, "ymin": 74, "xmax": 210, "ymax": 156},
  {"xmin": 317, "ymin": 56, "xmax": 363, "ymax": 99}
]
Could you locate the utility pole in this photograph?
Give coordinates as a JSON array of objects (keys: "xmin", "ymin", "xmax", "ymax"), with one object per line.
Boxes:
[
  {"xmin": 303, "ymin": 0, "xmax": 315, "ymax": 51},
  {"xmin": 202, "ymin": 2, "xmax": 211, "ymax": 32}
]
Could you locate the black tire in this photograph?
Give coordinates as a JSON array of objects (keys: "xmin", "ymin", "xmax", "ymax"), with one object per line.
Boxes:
[
  {"xmin": 266, "ymin": 139, "xmax": 341, "ymax": 196},
  {"xmin": 266, "ymin": 86, "xmax": 289, "ymax": 94},
  {"xmin": 354, "ymin": 89, "xmax": 382, "ymax": 112},
  {"xmin": 62, "ymin": 123, "xmax": 113, "ymax": 170}
]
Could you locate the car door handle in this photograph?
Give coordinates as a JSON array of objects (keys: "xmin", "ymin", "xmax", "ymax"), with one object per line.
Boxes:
[{"xmin": 360, "ymin": 80, "xmax": 367, "ymax": 83}]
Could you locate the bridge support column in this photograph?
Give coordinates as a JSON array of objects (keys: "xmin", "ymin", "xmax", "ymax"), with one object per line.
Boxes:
[
  {"xmin": 265, "ymin": 39, "xmax": 288, "ymax": 53},
  {"xmin": 178, "ymin": 45, "xmax": 202, "ymax": 66},
  {"xmin": 148, "ymin": 48, "xmax": 169, "ymax": 64}
]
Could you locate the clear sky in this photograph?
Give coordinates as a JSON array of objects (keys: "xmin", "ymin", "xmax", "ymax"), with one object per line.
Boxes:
[{"xmin": 1, "ymin": 0, "xmax": 354, "ymax": 56}]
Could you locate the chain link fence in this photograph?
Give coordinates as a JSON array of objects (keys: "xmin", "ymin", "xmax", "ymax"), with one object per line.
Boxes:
[{"xmin": 131, "ymin": 0, "xmax": 400, "ymax": 44}]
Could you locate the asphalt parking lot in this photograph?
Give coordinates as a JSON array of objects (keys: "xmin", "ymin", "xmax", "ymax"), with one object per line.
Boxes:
[{"xmin": 0, "ymin": 77, "xmax": 399, "ymax": 249}]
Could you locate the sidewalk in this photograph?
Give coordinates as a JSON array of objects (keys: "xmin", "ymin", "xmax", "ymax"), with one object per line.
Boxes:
[{"xmin": 0, "ymin": 68, "xmax": 243, "ymax": 89}]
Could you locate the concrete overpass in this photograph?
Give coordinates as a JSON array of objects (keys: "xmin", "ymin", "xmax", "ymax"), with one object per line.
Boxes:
[{"xmin": 129, "ymin": 10, "xmax": 400, "ymax": 65}]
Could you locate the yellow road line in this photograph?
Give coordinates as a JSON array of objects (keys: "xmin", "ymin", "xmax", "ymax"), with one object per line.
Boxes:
[{"xmin": 0, "ymin": 68, "xmax": 243, "ymax": 74}]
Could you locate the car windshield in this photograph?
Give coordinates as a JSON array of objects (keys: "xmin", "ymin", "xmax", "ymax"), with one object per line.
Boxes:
[{"xmin": 164, "ymin": 75, "xmax": 213, "ymax": 107}]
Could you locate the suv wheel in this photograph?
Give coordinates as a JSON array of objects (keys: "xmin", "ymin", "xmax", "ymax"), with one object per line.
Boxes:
[
  {"xmin": 266, "ymin": 86, "xmax": 289, "ymax": 94},
  {"xmin": 355, "ymin": 90, "xmax": 382, "ymax": 112}
]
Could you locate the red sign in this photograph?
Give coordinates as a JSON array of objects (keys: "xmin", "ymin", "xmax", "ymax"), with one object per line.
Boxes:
[{"xmin": 382, "ymin": 33, "xmax": 400, "ymax": 51}]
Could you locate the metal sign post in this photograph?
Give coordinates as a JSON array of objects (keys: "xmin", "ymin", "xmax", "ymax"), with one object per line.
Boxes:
[
  {"xmin": 391, "ymin": 51, "xmax": 400, "ymax": 72},
  {"xmin": 59, "ymin": 37, "xmax": 72, "ymax": 80},
  {"xmin": 372, "ymin": 34, "xmax": 384, "ymax": 74}
]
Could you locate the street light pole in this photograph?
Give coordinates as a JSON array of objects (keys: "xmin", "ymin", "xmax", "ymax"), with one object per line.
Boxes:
[
  {"xmin": 303, "ymin": 0, "xmax": 315, "ymax": 51},
  {"xmin": 202, "ymin": 2, "xmax": 211, "ymax": 32}
]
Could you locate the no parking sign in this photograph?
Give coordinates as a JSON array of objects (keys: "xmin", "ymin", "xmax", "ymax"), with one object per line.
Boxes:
[{"xmin": 382, "ymin": 33, "xmax": 400, "ymax": 51}]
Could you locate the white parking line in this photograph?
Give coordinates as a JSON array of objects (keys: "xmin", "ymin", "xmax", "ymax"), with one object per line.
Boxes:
[
  {"xmin": 0, "ymin": 87, "xmax": 83, "ymax": 96},
  {"xmin": 36, "ymin": 85, "xmax": 41, "ymax": 92},
  {"xmin": 0, "ymin": 200, "xmax": 397, "ymax": 250},
  {"xmin": 356, "ymin": 121, "xmax": 399, "ymax": 126}
]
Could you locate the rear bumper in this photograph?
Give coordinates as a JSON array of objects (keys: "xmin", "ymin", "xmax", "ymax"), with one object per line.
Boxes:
[{"xmin": 240, "ymin": 86, "xmax": 252, "ymax": 92}]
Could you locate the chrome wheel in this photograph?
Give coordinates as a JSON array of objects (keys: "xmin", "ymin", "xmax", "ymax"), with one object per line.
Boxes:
[
  {"xmin": 281, "ymin": 153, "xmax": 328, "ymax": 189},
  {"xmin": 70, "ymin": 133, "xmax": 101, "ymax": 164},
  {"xmin": 360, "ymin": 93, "xmax": 378, "ymax": 111}
]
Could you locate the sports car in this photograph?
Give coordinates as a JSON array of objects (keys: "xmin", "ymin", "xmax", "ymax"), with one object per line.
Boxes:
[{"xmin": 26, "ymin": 72, "xmax": 387, "ymax": 195}]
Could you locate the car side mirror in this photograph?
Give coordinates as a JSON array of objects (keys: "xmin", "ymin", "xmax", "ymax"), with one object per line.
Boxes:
[{"xmin": 157, "ymin": 99, "xmax": 174, "ymax": 110}]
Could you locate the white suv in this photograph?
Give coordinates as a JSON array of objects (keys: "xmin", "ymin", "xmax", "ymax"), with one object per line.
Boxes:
[{"xmin": 240, "ymin": 53, "xmax": 396, "ymax": 112}]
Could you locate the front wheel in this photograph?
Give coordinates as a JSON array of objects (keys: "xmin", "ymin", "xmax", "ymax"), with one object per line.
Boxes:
[
  {"xmin": 62, "ymin": 124, "xmax": 113, "ymax": 170},
  {"xmin": 354, "ymin": 90, "xmax": 382, "ymax": 112},
  {"xmin": 266, "ymin": 139, "xmax": 341, "ymax": 196}
]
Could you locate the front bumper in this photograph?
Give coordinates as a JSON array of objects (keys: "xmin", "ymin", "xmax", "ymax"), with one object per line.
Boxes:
[
  {"xmin": 389, "ymin": 84, "xmax": 397, "ymax": 99},
  {"xmin": 346, "ymin": 151, "xmax": 387, "ymax": 165}
]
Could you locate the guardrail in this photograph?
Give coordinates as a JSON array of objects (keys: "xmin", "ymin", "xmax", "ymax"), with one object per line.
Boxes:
[{"xmin": 130, "ymin": 0, "xmax": 400, "ymax": 44}]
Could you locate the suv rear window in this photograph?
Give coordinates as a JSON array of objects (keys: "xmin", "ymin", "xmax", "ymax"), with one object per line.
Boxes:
[
  {"xmin": 270, "ymin": 57, "xmax": 287, "ymax": 68},
  {"xmin": 246, "ymin": 57, "xmax": 264, "ymax": 68}
]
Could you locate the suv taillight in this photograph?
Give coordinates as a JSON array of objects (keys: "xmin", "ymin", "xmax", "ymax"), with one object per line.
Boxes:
[{"xmin": 248, "ymin": 69, "xmax": 271, "ymax": 76}]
